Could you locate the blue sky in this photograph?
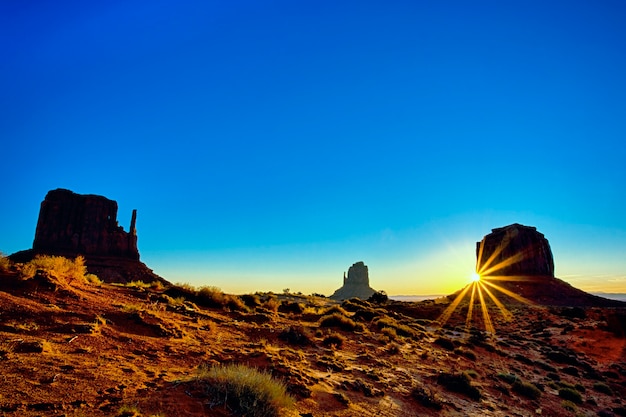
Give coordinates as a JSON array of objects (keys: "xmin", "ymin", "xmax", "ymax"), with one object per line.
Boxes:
[{"xmin": 2, "ymin": 1, "xmax": 626, "ymax": 295}]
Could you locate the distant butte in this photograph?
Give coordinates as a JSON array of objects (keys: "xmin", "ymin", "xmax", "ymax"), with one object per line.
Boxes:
[
  {"xmin": 475, "ymin": 223, "xmax": 623, "ymax": 307},
  {"xmin": 330, "ymin": 261, "xmax": 377, "ymax": 301},
  {"xmin": 10, "ymin": 189, "xmax": 168, "ymax": 285}
]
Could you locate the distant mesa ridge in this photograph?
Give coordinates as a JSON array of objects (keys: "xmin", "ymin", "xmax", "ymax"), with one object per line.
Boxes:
[
  {"xmin": 11, "ymin": 188, "xmax": 167, "ymax": 285},
  {"xmin": 330, "ymin": 261, "xmax": 377, "ymax": 301}
]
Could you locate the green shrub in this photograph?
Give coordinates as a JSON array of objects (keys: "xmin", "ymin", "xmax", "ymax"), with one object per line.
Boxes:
[
  {"xmin": 437, "ymin": 372, "xmax": 481, "ymax": 400},
  {"xmin": 20, "ymin": 254, "xmax": 87, "ymax": 283},
  {"xmin": 195, "ymin": 364, "xmax": 294, "ymax": 417},
  {"xmin": 593, "ymin": 382, "xmax": 612, "ymax": 395},
  {"xmin": 512, "ymin": 380, "xmax": 542, "ymax": 400},
  {"xmin": 320, "ymin": 313, "xmax": 363, "ymax": 332},
  {"xmin": 558, "ymin": 387, "xmax": 582, "ymax": 404}
]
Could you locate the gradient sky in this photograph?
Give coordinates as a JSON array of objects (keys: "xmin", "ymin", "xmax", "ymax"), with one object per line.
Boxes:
[{"xmin": 2, "ymin": 1, "xmax": 626, "ymax": 296}]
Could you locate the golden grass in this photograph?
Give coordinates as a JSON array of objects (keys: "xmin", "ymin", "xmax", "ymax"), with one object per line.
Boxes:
[{"xmin": 195, "ymin": 363, "xmax": 294, "ymax": 417}]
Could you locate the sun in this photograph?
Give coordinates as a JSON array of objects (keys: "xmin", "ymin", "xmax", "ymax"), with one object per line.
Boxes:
[{"xmin": 470, "ymin": 271, "xmax": 481, "ymax": 282}]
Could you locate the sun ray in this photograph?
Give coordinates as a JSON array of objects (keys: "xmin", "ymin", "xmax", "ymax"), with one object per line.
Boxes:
[
  {"xmin": 476, "ymin": 239, "xmax": 486, "ymax": 273},
  {"xmin": 465, "ymin": 282, "xmax": 477, "ymax": 333},
  {"xmin": 480, "ymin": 279, "xmax": 535, "ymax": 306},
  {"xmin": 478, "ymin": 250, "xmax": 526, "ymax": 277},
  {"xmin": 436, "ymin": 283, "xmax": 472, "ymax": 328},
  {"xmin": 476, "ymin": 282, "xmax": 495, "ymax": 335},
  {"xmin": 476, "ymin": 239, "xmax": 508, "ymax": 275},
  {"xmin": 480, "ymin": 275, "xmax": 536, "ymax": 282},
  {"xmin": 479, "ymin": 281, "xmax": 513, "ymax": 322}
]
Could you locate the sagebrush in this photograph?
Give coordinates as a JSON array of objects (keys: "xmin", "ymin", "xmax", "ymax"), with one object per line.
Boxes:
[{"xmin": 195, "ymin": 363, "xmax": 294, "ymax": 417}]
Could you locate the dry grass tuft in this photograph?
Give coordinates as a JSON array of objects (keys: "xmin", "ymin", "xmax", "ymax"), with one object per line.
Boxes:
[
  {"xmin": 20, "ymin": 254, "xmax": 88, "ymax": 284},
  {"xmin": 195, "ymin": 363, "xmax": 294, "ymax": 417}
]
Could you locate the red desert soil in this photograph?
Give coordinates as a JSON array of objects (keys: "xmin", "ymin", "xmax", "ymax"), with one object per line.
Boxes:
[{"xmin": 1, "ymin": 268, "xmax": 625, "ymax": 417}]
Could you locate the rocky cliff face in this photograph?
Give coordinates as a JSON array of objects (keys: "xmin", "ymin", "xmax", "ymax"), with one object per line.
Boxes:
[
  {"xmin": 330, "ymin": 261, "xmax": 377, "ymax": 300},
  {"xmin": 476, "ymin": 223, "xmax": 554, "ymax": 277},
  {"xmin": 12, "ymin": 189, "xmax": 166, "ymax": 284},
  {"xmin": 33, "ymin": 189, "xmax": 139, "ymax": 259}
]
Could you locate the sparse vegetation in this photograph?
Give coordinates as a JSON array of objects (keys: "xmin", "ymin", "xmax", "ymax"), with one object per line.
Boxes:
[
  {"xmin": 437, "ymin": 372, "xmax": 481, "ymax": 401},
  {"xmin": 593, "ymin": 381, "xmax": 613, "ymax": 395},
  {"xmin": 558, "ymin": 387, "xmax": 582, "ymax": 404},
  {"xmin": 322, "ymin": 332, "xmax": 345, "ymax": 348},
  {"xmin": 411, "ymin": 384, "xmax": 444, "ymax": 410},
  {"xmin": 320, "ymin": 313, "xmax": 363, "ymax": 332},
  {"xmin": 195, "ymin": 363, "xmax": 294, "ymax": 417},
  {"xmin": 512, "ymin": 380, "xmax": 542, "ymax": 400},
  {"xmin": 0, "ymin": 252, "xmax": 11, "ymax": 271},
  {"xmin": 279, "ymin": 326, "xmax": 313, "ymax": 346},
  {"xmin": 20, "ymin": 254, "xmax": 88, "ymax": 283}
]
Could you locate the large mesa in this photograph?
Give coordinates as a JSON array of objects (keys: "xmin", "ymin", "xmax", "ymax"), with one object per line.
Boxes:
[
  {"xmin": 476, "ymin": 223, "xmax": 554, "ymax": 278},
  {"xmin": 330, "ymin": 261, "xmax": 377, "ymax": 301},
  {"xmin": 11, "ymin": 189, "xmax": 167, "ymax": 284}
]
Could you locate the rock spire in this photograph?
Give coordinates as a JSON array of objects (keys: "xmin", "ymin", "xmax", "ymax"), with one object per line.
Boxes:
[{"xmin": 330, "ymin": 261, "xmax": 377, "ymax": 300}]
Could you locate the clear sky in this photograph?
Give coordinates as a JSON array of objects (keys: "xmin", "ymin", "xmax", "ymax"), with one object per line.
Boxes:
[{"xmin": 2, "ymin": 1, "xmax": 626, "ymax": 296}]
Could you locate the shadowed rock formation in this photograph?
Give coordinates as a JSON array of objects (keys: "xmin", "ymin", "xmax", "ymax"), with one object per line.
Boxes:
[
  {"xmin": 474, "ymin": 223, "xmax": 624, "ymax": 307},
  {"xmin": 33, "ymin": 189, "xmax": 139, "ymax": 259},
  {"xmin": 330, "ymin": 261, "xmax": 377, "ymax": 301},
  {"xmin": 11, "ymin": 189, "xmax": 167, "ymax": 284},
  {"xmin": 476, "ymin": 223, "xmax": 554, "ymax": 278}
]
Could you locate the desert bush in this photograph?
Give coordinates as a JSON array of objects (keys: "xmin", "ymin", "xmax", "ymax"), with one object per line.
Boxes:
[
  {"xmin": 278, "ymin": 301, "xmax": 305, "ymax": 314},
  {"xmin": 381, "ymin": 326, "xmax": 397, "ymax": 340},
  {"xmin": 455, "ymin": 347, "xmax": 476, "ymax": 360},
  {"xmin": 263, "ymin": 297, "xmax": 280, "ymax": 313},
  {"xmin": 353, "ymin": 307, "xmax": 381, "ymax": 322},
  {"xmin": 558, "ymin": 387, "xmax": 582, "ymax": 404},
  {"xmin": 497, "ymin": 373, "xmax": 518, "ymax": 384},
  {"xmin": 375, "ymin": 317, "xmax": 418, "ymax": 338},
  {"xmin": 464, "ymin": 369, "xmax": 479, "ymax": 379},
  {"xmin": 437, "ymin": 372, "xmax": 481, "ymax": 400},
  {"xmin": 196, "ymin": 286, "xmax": 227, "ymax": 307},
  {"xmin": 411, "ymin": 384, "xmax": 444, "ymax": 410},
  {"xmin": 434, "ymin": 336, "xmax": 456, "ymax": 351},
  {"xmin": 320, "ymin": 313, "xmax": 363, "ymax": 332},
  {"xmin": 85, "ymin": 273, "xmax": 102, "ymax": 285},
  {"xmin": 196, "ymin": 363, "xmax": 294, "ymax": 417},
  {"xmin": 20, "ymin": 254, "xmax": 87, "ymax": 283},
  {"xmin": 368, "ymin": 290, "xmax": 388, "ymax": 304},
  {"xmin": 321, "ymin": 305, "xmax": 350, "ymax": 316},
  {"xmin": 593, "ymin": 382, "xmax": 613, "ymax": 395},
  {"xmin": 512, "ymin": 380, "xmax": 542, "ymax": 400},
  {"xmin": 0, "ymin": 252, "xmax": 11, "ymax": 271},
  {"xmin": 322, "ymin": 332, "xmax": 345, "ymax": 348},
  {"xmin": 561, "ymin": 400, "xmax": 577, "ymax": 412},
  {"xmin": 341, "ymin": 298, "xmax": 372, "ymax": 312},
  {"xmin": 386, "ymin": 342, "xmax": 400, "ymax": 355},
  {"xmin": 240, "ymin": 294, "xmax": 262, "ymax": 308},
  {"xmin": 279, "ymin": 326, "xmax": 313, "ymax": 346}
]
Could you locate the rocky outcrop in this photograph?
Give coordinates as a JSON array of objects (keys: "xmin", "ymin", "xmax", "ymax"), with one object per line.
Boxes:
[
  {"xmin": 33, "ymin": 189, "xmax": 139, "ymax": 259},
  {"xmin": 476, "ymin": 223, "xmax": 554, "ymax": 278},
  {"xmin": 330, "ymin": 261, "xmax": 377, "ymax": 301},
  {"xmin": 11, "ymin": 189, "xmax": 167, "ymax": 285}
]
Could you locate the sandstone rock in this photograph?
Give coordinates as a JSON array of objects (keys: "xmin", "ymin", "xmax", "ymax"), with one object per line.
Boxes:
[
  {"xmin": 330, "ymin": 261, "xmax": 377, "ymax": 301},
  {"xmin": 33, "ymin": 189, "xmax": 138, "ymax": 259},
  {"xmin": 476, "ymin": 223, "xmax": 554, "ymax": 277},
  {"xmin": 11, "ymin": 189, "xmax": 168, "ymax": 285}
]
